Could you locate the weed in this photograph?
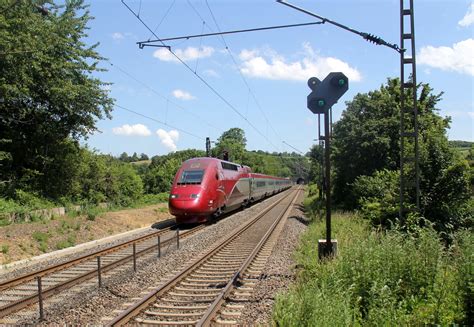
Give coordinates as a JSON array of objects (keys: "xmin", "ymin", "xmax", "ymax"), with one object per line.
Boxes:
[
  {"xmin": 55, "ymin": 235, "xmax": 76, "ymax": 250},
  {"xmin": 19, "ymin": 243, "xmax": 27, "ymax": 252},
  {"xmin": 1, "ymin": 245, "xmax": 9, "ymax": 254},
  {"xmin": 87, "ymin": 212, "xmax": 96, "ymax": 221},
  {"xmin": 32, "ymin": 231, "xmax": 49, "ymax": 253},
  {"xmin": 156, "ymin": 207, "xmax": 168, "ymax": 213},
  {"xmin": 38, "ymin": 242, "xmax": 48, "ymax": 253},
  {"xmin": 32, "ymin": 231, "xmax": 48, "ymax": 243}
]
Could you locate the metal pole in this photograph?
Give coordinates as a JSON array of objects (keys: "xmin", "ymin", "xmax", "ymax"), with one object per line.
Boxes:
[
  {"xmin": 157, "ymin": 235, "xmax": 161, "ymax": 258},
  {"xmin": 36, "ymin": 276, "xmax": 44, "ymax": 320},
  {"xmin": 330, "ymin": 107, "xmax": 333, "ymax": 137},
  {"xmin": 133, "ymin": 243, "xmax": 137, "ymax": 272},
  {"xmin": 318, "ymin": 113, "xmax": 321, "ymax": 140},
  {"xmin": 176, "ymin": 228, "xmax": 180, "ymax": 249},
  {"xmin": 97, "ymin": 256, "xmax": 102, "ymax": 288},
  {"xmin": 324, "ymin": 110, "xmax": 332, "ymax": 252}
]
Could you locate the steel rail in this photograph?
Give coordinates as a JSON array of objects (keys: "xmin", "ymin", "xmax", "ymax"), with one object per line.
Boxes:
[
  {"xmin": 197, "ymin": 187, "xmax": 300, "ymax": 326},
  {"xmin": 0, "ymin": 218, "xmax": 175, "ymax": 291},
  {"xmin": 107, "ymin": 187, "xmax": 298, "ymax": 326},
  {"xmin": 0, "ymin": 223, "xmax": 205, "ymax": 318}
]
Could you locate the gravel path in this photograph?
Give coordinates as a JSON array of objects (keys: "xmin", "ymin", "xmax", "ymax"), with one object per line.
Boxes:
[{"xmin": 9, "ymin": 191, "xmax": 298, "ymax": 325}]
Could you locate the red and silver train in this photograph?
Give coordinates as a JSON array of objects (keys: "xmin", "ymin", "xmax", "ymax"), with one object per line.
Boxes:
[{"xmin": 168, "ymin": 157, "xmax": 292, "ymax": 224}]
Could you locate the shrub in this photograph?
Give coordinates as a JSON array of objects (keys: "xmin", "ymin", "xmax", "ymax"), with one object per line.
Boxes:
[
  {"xmin": 273, "ymin": 213, "xmax": 471, "ymax": 325},
  {"xmin": 14, "ymin": 190, "xmax": 54, "ymax": 210},
  {"xmin": 352, "ymin": 169, "xmax": 399, "ymax": 227}
]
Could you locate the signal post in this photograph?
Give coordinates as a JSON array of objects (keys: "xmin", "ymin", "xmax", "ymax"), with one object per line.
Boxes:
[{"xmin": 307, "ymin": 72, "xmax": 348, "ymax": 259}]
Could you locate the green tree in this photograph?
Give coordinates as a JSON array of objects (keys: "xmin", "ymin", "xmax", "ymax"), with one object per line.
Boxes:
[
  {"xmin": 119, "ymin": 152, "xmax": 130, "ymax": 162},
  {"xmin": 213, "ymin": 128, "xmax": 247, "ymax": 162},
  {"xmin": 0, "ymin": 0, "xmax": 113, "ymax": 197},
  {"xmin": 143, "ymin": 149, "xmax": 205, "ymax": 194},
  {"xmin": 307, "ymin": 144, "xmax": 324, "ymax": 185},
  {"xmin": 332, "ymin": 78, "xmax": 471, "ymax": 231},
  {"xmin": 144, "ymin": 158, "xmax": 180, "ymax": 194},
  {"xmin": 131, "ymin": 152, "xmax": 139, "ymax": 162}
]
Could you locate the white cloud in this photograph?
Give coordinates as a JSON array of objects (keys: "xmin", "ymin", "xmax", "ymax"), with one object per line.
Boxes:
[
  {"xmin": 153, "ymin": 46, "xmax": 214, "ymax": 62},
  {"xmin": 112, "ymin": 32, "xmax": 124, "ymax": 40},
  {"xmin": 203, "ymin": 69, "xmax": 219, "ymax": 77},
  {"xmin": 156, "ymin": 129, "xmax": 179, "ymax": 151},
  {"xmin": 112, "ymin": 124, "xmax": 151, "ymax": 136},
  {"xmin": 238, "ymin": 43, "xmax": 362, "ymax": 82},
  {"xmin": 418, "ymin": 39, "xmax": 474, "ymax": 76},
  {"xmin": 172, "ymin": 89, "xmax": 196, "ymax": 101},
  {"xmin": 459, "ymin": 3, "xmax": 474, "ymax": 27},
  {"xmin": 467, "ymin": 112, "xmax": 474, "ymax": 119}
]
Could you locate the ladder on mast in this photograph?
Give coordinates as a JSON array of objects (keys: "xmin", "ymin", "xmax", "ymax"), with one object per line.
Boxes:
[{"xmin": 399, "ymin": 0, "xmax": 420, "ymax": 219}]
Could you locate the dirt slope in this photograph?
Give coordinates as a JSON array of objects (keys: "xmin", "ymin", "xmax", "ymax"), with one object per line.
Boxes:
[{"xmin": 0, "ymin": 204, "xmax": 171, "ymax": 265}]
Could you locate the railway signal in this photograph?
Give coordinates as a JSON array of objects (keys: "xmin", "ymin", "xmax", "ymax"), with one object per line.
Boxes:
[
  {"xmin": 307, "ymin": 72, "xmax": 348, "ymax": 114},
  {"xmin": 307, "ymin": 72, "xmax": 348, "ymax": 259}
]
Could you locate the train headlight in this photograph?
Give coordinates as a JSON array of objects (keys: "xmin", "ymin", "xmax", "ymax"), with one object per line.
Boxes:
[
  {"xmin": 190, "ymin": 194, "xmax": 200, "ymax": 199},
  {"xmin": 170, "ymin": 194, "xmax": 179, "ymax": 199}
]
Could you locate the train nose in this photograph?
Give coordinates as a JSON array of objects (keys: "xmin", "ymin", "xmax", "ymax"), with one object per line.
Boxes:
[{"xmin": 169, "ymin": 186, "xmax": 211, "ymax": 215}]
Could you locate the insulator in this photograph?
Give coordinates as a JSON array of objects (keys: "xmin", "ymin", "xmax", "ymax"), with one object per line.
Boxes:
[{"xmin": 363, "ymin": 33, "xmax": 383, "ymax": 45}]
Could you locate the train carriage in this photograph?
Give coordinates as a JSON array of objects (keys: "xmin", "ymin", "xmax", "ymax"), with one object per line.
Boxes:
[{"xmin": 168, "ymin": 157, "xmax": 291, "ymax": 224}]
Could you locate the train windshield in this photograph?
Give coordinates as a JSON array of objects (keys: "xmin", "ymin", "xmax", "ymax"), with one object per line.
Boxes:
[{"xmin": 178, "ymin": 170, "xmax": 205, "ymax": 185}]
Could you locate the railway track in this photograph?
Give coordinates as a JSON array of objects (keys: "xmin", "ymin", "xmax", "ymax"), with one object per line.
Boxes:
[
  {"xmin": 106, "ymin": 186, "xmax": 301, "ymax": 326},
  {"xmin": 0, "ymin": 220, "xmax": 205, "ymax": 322}
]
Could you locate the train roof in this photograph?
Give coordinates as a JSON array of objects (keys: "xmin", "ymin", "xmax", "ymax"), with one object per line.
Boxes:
[{"xmin": 183, "ymin": 157, "xmax": 251, "ymax": 170}]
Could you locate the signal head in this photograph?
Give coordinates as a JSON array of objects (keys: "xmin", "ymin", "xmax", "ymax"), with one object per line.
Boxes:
[
  {"xmin": 307, "ymin": 77, "xmax": 321, "ymax": 91},
  {"xmin": 329, "ymin": 72, "xmax": 349, "ymax": 89}
]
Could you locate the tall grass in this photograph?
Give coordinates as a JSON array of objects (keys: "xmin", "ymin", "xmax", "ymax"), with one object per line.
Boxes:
[{"xmin": 273, "ymin": 212, "xmax": 473, "ymax": 325}]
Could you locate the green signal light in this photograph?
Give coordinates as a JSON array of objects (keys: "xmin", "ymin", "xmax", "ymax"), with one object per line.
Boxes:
[
  {"xmin": 338, "ymin": 79, "xmax": 345, "ymax": 86},
  {"xmin": 318, "ymin": 100, "xmax": 325, "ymax": 107}
]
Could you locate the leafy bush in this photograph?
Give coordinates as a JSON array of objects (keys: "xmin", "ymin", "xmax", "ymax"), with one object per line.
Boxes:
[
  {"xmin": 0, "ymin": 197, "xmax": 22, "ymax": 213},
  {"xmin": 352, "ymin": 169, "xmax": 399, "ymax": 227},
  {"xmin": 302, "ymin": 183, "xmax": 321, "ymax": 219},
  {"xmin": 14, "ymin": 190, "xmax": 54, "ymax": 210},
  {"xmin": 273, "ymin": 213, "xmax": 472, "ymax": 325}
]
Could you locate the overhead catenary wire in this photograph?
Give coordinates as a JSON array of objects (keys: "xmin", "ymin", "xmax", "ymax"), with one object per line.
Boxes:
[
  {"xmin": 108, "ymin": 60, "xmax": 221, "ymax": 133},
  {"xmin": 148, "ymin": 0, "xmax": 176, "ymax": 41},
  {"xmin": 276, "ymin": 0, "xmax": 401, "ymax": 53},
  {"xmin": 115, "ymin": 104, "xmax": 205, "ymax": 140},
  {"xmin": 203, "ymin": 0, "xmax": 285, "ymax": 152},
  {"xmin": 282, "ymin": 141, "xmax": 305, "ymax": 155},
  {"xmin": 138, "ymin": 21, "xmax": 324, "ymax": 45},
  {"xmin": 121, "ymin": 0, "xmax": 281, "ymax": 152}
]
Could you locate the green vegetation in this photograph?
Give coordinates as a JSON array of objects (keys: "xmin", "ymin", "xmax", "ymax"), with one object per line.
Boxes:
[
  {"xmin": 32, "ymin": 231, "xmax": 49, "ymax": 252},
  {"xmin": 1, "ymin": 0, "xmax": 113, "ymax": 199},
  {"xmin": 327, "ymin": 78, "xmax": 472, "ymax": 235},
  {"xmin": 1, "ymin": 244, "xmax": 9, "ymax": 255},
  {"xmin": 275, "ymin": 78, "xmax": 472, "ymax": 325},
  {"xmin": 273, "ymin": 212, "xmax": 473, "ymax": 325},
  {"xmin": 55, "ymin": 235, "xmax": 76, "ymax": 250},
  {"xmin": 1, "ymin": 1, "xmax": 308, "ymax": 227}
]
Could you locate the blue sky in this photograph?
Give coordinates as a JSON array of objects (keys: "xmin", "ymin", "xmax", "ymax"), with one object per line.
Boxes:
[{"xmin": 84, "ymin": 0, "xmax": 474, "ymax": 157}]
